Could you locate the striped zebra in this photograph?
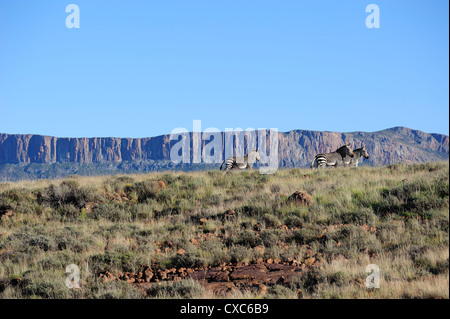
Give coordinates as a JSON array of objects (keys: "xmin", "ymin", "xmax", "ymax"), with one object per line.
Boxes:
[
  {"xmin": 310, "ymin": 143, "xmax": 354, "ymax": 169},
  {"xmin": 343, "ymin": 145, "xmax": 369, "ymax": 167},
  {"xmin": 220, "ymin": 150, "xmax": 261, "ymax": 174}
]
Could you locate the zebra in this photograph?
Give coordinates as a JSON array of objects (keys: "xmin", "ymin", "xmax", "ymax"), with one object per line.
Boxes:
[
  {"xmin": 310, "ymin": 143, "xmax": 354, "ymax": 169},
  {"xmin": 220, "ymin": 150, "xmax": 261, "ymax": 174},
  {"xmin": 343, "ymin": 145, "xmax": 369, "ymax": 167}
]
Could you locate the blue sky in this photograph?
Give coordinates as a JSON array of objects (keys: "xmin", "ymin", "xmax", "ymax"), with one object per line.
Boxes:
[{"xmin": 0, "ymin": 0, "xmax": 448, "ymax": 138}]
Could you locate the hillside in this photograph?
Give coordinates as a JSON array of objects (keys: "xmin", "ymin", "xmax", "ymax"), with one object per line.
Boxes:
[
  {"xmin": 0, "ymin": 162, "xmax": 448, "ymax": 299},
  {"xmin": 0, "ymin": 127, "xmax": 448, "ymax": 181}
]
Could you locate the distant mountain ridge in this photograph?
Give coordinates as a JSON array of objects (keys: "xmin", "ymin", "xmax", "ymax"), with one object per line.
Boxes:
[{"xmin": 0, "ymin": 127, "xmax": 448, "ymax": 180}]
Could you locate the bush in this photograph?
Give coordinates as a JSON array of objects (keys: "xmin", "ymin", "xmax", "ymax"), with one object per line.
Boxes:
[
  {"xmin": 125, "ymin": 180, "xmax": 160, "ymax": 203},
  {"xmin": 93, "ymin": 281, "xmax": 144, "ymax": 299},
  {"xmin": 90, "ymin": 203, "xmax": 129, "ymax": 222},
  {"xmin": 264, "ymin": 285, "xmax": 297, "ymax": 299},
  {"xmin": 229, "ymin": 245, "xmax": 254, "ymax": 263},
  {"xmin": 170, "ymin": 252, "xmax": 209, "ymax": 269},
  {"xmin": 129, "ymin": 203, "xmax": 154, "ymax": 220},
  {"xmin": 234, "ymin": 230, "xmax": 263, "ymax": 248},
  {"xmin": 262, "ymin": 213, "xmax": 281, "ymax": 228},
  {"xmin": 339, "ymin": 208, "xmax": 378, "ymax": 226},
  {"xmin": 260, "ymin": 229, "xmax": 286, "ymax": 247},
  {"xmin": 20, "ymin": 270, "xmax": 71, "ymax": 299},
  {"xmin": 41, "ymin": 180, "xmax": 95, "ymax": 209},
  {"xmin": 284, "ymin": 215, "xmax": 304, "ymax": 228},
  {"xmin": 145, "ymin": 279, "xmax": 205, "ymax": 299},
  {"xmin": 291, "ymin": 227, "xmax": 323, "ymax": 245},
  {"xmin": 237, "ymin": 205, "xmax": 272, "ymax": 218},
  {"xmin": 90, "ymin": 252, "xmax": 136, "ymax": 274}
]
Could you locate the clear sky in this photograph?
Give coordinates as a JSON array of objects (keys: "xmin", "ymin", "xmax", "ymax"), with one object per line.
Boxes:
[{"xmin": 0, "ymin": 0, "xmax": 448, "ymax": 138}]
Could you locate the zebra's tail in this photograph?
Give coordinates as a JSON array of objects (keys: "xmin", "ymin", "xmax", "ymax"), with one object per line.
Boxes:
[{"xmin": 220, "ymin": 160, "xmax": 225, "ymax": 171}]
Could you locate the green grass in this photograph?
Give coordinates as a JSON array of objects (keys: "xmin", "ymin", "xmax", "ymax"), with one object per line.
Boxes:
[{"xmin": 0, "ymin": 161, "xmax": 448, "ymax": 299}]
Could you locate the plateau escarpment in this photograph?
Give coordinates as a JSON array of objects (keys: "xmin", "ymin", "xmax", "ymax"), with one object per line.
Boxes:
[{"xmin": 0, "ymin": 127, "xmax": 448, "ymax": 180}]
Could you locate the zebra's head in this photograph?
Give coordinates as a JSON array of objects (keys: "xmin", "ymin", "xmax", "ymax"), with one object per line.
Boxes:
[
  {"xmin": 339, "ymin": 143, "xmax": 354, "ymax": 158},
  {"xmin": 361, "ymin": 144, "xmax": 369, "ymax": 159}
]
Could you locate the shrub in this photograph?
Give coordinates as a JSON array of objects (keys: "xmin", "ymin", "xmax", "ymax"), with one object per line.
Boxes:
[
  {"xmin": 260, "ymin": 229, "xmax": 286, "ymax": 248},
  {"xmin": 339, "ymin": 207, "xmax": 378, "ymax": 226},
  {"xmin": 229, "ymin": 245, "xmax": 254, "ymax": 263},
  {"xmin": 125, "ymin": 180, "xmax": 159, "ymax": 203},
  {"xmin": 93, "ymin": 281, "xmax": 144, "ymax": 299},
  {"xmin": 262, "ymin": 213, "xmax": 281, "ymax": 228},
  {"xmin": 41, "ymin": 180, "xmax": 87, "ymax": 208},
  {"xmin": 264, "ymin": 285, "xmax": 297, "ymax": 299},
  {"xmin": 291, "ymin": 227, "xmax": 323, "ymax": 245},
  {"xmin": 234, "ymin": 230, "xmax": 263, "ymax": 248},
  {"xmin": 170, "ymin": 252, "xmax": 209, "ymax": 269},
  {"xmin": 90, "ymin": 203, "xmax": 129, "ymax": 222},
  {"xmin": 284, "ymin": 215, "xmax": 303, "ymax": 228},
  {"xmin": 237, "ymin": 205, "xmax": 272, "ymax": 218},
  {"xmin": 20, "ymin": 270, "xmax": 71, "ymax": 299},
  {"xmin": 129, "ymin": 203, "xmax": 154, "ymax": 220},
  {"xmin": 145, "ymin": 279, "xmax": 205, "ymax": 299},
  {"xmin": 90, "ymin": 252, "xmax": 136, "ymax": 274},
  {"xmin": 57, "ymin": 203, "xmax": 82, "ymax": 221}
]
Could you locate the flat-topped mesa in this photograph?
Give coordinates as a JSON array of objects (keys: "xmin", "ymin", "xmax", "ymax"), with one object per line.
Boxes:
[
  {"xmin": 0, "ymin": 134, "xmax": 172, "ymax": 165},
  {"xmin": 0, "ymin": 127, "xmax": 448, "ymax": 167}
]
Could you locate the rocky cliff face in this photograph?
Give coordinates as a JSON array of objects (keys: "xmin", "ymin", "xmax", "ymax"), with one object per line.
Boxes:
[{"xmin": 0, "ymin": 127, "xmax": 448, "ymax": 168}]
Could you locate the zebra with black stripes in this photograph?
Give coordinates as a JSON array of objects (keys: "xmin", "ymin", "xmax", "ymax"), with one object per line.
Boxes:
[
  {"xmin": 310, "ymin": 143, "xmax": 354, "ymax": 169},
  {"xmin": 343, "ymin": 144, "xmax": 370, "ymax": 167},
  {"xmin": 220, "ymin": 150, "xmax": 261, "ymax": 174}
]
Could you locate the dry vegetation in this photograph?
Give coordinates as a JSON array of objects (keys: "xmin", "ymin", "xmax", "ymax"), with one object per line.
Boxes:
[{"xmin": 0, "ymin": 161, "xmax": 448, "ymax": 299}]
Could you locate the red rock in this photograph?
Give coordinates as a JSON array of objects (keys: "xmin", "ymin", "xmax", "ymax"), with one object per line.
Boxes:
[
  {"xmin": 82, "ymin": 202, "xmax": 96, "ymax": 213},
  {"xmin": 156, "ymin": 180, "xmax": 167, "ymax": 189},
  {"xmin": 144, "ymin": 268, "xmax": 153, "ymax": 282},
  {"xmin": 287, "ymin": 191, "xmax": 314, "ymax": 207},
  {"xmin": 176, "ymin": 248, "xmax": 186, "ymax": 255},
  {"xmin": 304, "ymin": 257, "xmax": 316, "ymax": 266}
]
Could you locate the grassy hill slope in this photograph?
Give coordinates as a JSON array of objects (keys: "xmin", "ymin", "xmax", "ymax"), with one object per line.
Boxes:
[{"xmin": 0, "ymin": 162, "xmax": 448, "ymax": 299}]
